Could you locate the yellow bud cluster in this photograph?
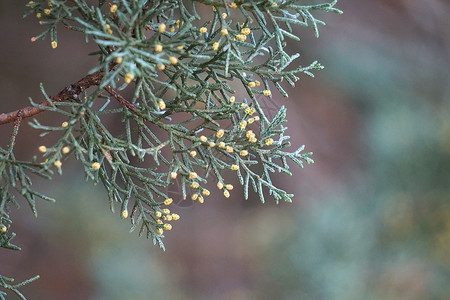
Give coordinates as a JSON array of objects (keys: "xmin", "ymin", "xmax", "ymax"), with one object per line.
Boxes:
[
  {"xmin": 236, "ymin": 34, "xmax": 247, "ymax": 41},
  {"xmin": 240, "ymin": 120, "xmax": 247, "ymax": 129},
  {"xmin": 202, "ymin": 189, "xmax": 210, "ymax": 196},
  {"xmin": 239, "ymin": 150, "xmax": 248, "ymax": 156},
  {"xmin": 158, "ymin": 23, "xmax": 166, "ymax": 33},
  {"xmin": 172, "ymin": 213, "xmax": 180, "ymax": 220},
  {"xmin": 91, "ymin": 162, "xmax": 101, "ymax": 170},
  {"xmin": 198, "ymin": 195, "xmax": 204, "ymax": 203},
  {"xmin": 209, "ymin": 142, "xmax": 216, "ymax": 148},
  {"xmin": 199, "ymin": 27, "xmax": 207, "ymax": 33},
  {"xmin": 231, "ymin": 164, "xmax": 239, "ymax": 171},
  {"xmin": 61, "ymin": 146, "xmax": 70, "ymax": 154},
  {"xmin": 124, "ymin": 73, "xmax": 134, "ymax": 84},
  {"xmin": 189, "ymin": 172, "xmax": 198, "ymax": 180},
  {"xmin": 221, "ymin": 28, "xmax": 229, "ymax": 36},
  {"xmin": 170, "ymin": 171, "xmax": 177, "ymax": 179},
  {"xmin": 265, "ymin": 138, "xmax": 274, "ymax": 146},
  {"xmin": 190, "ymin": 150, "xmax": 197, "ymax": 157},
  {"xmin": 162, "ymin": 208, "xmax": 170, "ymax": 214},
  {"xmin": 217, "ymin": 182, "xmax": 224, "ymax": 189},
  {"xmin": 212, "ymin": 42, "xmax": 219, "ymax": 51},
  {"xmin": 223, "ymin": 190, "xmax": 230, "ymax": 198},
  {"xmin": 105, "ymin": 24, "xmax": 113, "ymax": 35},
  {"xmin": 241, "ymin": 28, "xmax": 251, "ymax": 35},
  {"xmin": 230, "ymin": 2, "xmax": 237, "ymax": 8},
  {"xmin": 225, "ymin": 184, "xmax": 234, "ymax": 190},
  {"xmin": 44, "ymin": 8, "xmax": 51, "ymax": 15},
  {"xmin": 110, "ymin": 4, "xmax": 118, "ymax": 13},
  {"xmin": 222, "ymin": 13, "xmax": 227, "ymax": 19},
  {"xmin": 157, "ymin": 228, "xmax": 164, "ymax": 235},
  {"xmin": 226, "ymin": 146, "xmax": 234, "ymax": 153},
  {"xmin": 200, "ymin": 135, "xmax": 208, "ymax": 142},
  {"xmin": 244, "ymin": 107, "xmax": 255, "ymax": 115},
  {"xmin": 38, "ymin": 145, "xmax": 47, "ymax": 153},
  {"xmin": 248, "ymin": 81, "xmax": 256, "ymax": 88},
  {"xmin": 54, "ymin": 160, "xmax": 62, "ymax": 168},
  {"xmin": 164, "ymin": 198, "xmax": 173, "ymax": 205},
  {"xmin": 218, "ymin": 141, "xmax": 225, "ymax": 148},
  {"xmin": 263, "ymin": 90, "xmax": 271, "ymax": 96},
  {"xmin": 155, "ymin": 211, "xmax": 162, "ymax": 218}
]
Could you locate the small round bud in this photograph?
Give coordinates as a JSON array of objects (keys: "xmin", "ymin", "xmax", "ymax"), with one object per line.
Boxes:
[
  {"xmin": 231, "ymin": 164, "xmax": 239, "ymax": 171},
  {"xmin": 158, "ymin": 23, "xmax": 166, "ymax": 33},
  {"xmin": 31, "ymin": 36, "xmax": 37, "ymax": 42},
  {"xmin": 223, "ymin": 190, "xmax": 230, "ymax": 198},
  {"xmin": 240, "ymin": 120, "xmax": 247, "ymax": 129},
  {"xmin": 169, "ymin": 56, "xmax": 178, "ymax": 65},
  {"xmin": 189, "ymin": 172, "xmax": 197, "ymax": 180},
  {"xmin": 0, "ymin": 226, "xmax": 6, "ymax": 233},
  {"xmin": 38, "ymin": 145, "xmax": 47, "ymax": 153},
  {"xmin": 248, "ymin": 118, "xmax": 255, "ymax": 124},
  {"xmin": 255, "ymin": 80, "xmax": 261, "ymax": 86},
  {"xmin": 221, "ymin": 28, "xmax": 229, "ymax": 36},
  {"xmin": 200, "ymin": 135, "xmax": 207, "ymax": 142},
  {"xmin": 155, "ymin": 211, "xmax": 162, "ymax": 218},
  {"xmin": 239, "ymin": 150, "xmax": 248, "ymax": 156},
  {"xmin": 157, "ymin": 219, "xmax": 163, "ymax": 224},
  {"xmin": 191, "ymin": 181, "xmax": 200, "ymax": 189},
  {"xmin": 236, "ymin": 34, "xmax": 247, "ymax": 41},
  {"xmin": 122, "ymin": 209, "xmax": 128, "ymax": 218},
  {"xmin": 263, "ymin": 90, "xmax": 271, "ymax": 96},
  {"xmin": 202, "ymin": 189, "xmax": 210, "ymax": 196},
  {"xmin": 62, "ymin": 146, "xmax": 70, "ymax": 154},
  {"xmin": 192, "ymin": 193, "xmax": 199, "ymax": 201},
  {"xmin": 162, "ymin": 208, "xmax": 170, "ymax": 214},
  {"xmin": 217, "ymin": 182, "xmax": 224, "ymax": 189},
  {"xmin": 248, "ymin": 81, "xmax": 256, "ymax": 88},
  {"xmin": 51, "ymin": 41, "xmax": 58, "ymax": 49},
  {"xmin": 157, "ymin": 228, "xmax": 164, "ymax": 235},
  {"xmin": 209, "ymin": 142, "xmax": 216, "ymax": 148},
  {"xmin": 165, "ymin": 214, "xmax": 173, "ymax": 221},
  {"xmin": 225, "ymin": 184, "xmax": 234, "ymax": 190},
  {"xmin": 212, "ymin": 42, "xmax": 219, "ymax": 51},
  {"xmin": 198, "ymin": 196, "xmax": 204, "ymax": 203},
  {"xmin": 61, "ymin": 121, "xmax": 69, "ymax": 128},
  {"xmin": 199, "ymin": 27, "xmax": 207, "ymax": 33},
  {"xmin": 226, "ymin": 146, "xmax": 233, "ymax": 153},
  {"xmin": 229, "ymin": 96, "xmax": 235, "ymax": 103},
  {"xmin": 54, "ymin": 160, "xmax": 62, "ymax": 168},
  {"xmin": 44, "ymin": 8, "xmax": 51, "ymax": 15},
  {"xmin": 163, "ymin": 223, "xmax": 172, "ymax": 230},
  {"xmin": 177, "ymin": 45, "xmax": 184, "ymax": 50},
  {"xmin": 172, "ymin": 213, "xmax": 180, "ymax": 220},
  {"xmin": 190, "ymin": 150, "xmax": 197, "ymax": 157},
  {"xmin": 158, "ymin": 100, "xmax": 166, "ymax": 110},
  {"xmin": 157, "ymin": 64, "xmax": 165, "ymax": 70},
  {"xmin": 230, "ymin": 2, "xmax": 237, "ymax": 8},
  {"xmin": 170, "ymin": 172, "xmax": 177, "ymax": 179},
  {"xmin": 154, "ymin": 44, "xmax": 163, "ymax": 52},
  {"xmin": 218, "ymin": 142, "xmax": 225, "ymax": 148},
  {"xmin": 216, "ymin": 129, "xmax": 225, "ymax": 138},
  {"xmin": 91, "ymin": 162, "xmax": 101, "ymax": 170},
  {"xmin": 164, "ymin": 198, "xmax": 173, "ymax": 205},
  {"xmin": 110, "ymin": 4, "xmax": 118, "ymax": 13}
]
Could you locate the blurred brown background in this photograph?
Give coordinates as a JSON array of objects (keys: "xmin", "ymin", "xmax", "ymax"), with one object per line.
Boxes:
[{"xmin": 1, "ymin": 0, "xmax": 450, "ymax": 299}]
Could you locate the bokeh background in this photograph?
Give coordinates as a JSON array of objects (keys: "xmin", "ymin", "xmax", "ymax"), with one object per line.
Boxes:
[{"xmin": 1, "ymin": 0, "xmax": 450, "ymax": 299}]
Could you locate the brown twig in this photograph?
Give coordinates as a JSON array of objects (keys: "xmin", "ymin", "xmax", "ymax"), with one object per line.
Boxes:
[
  {"xmin": 0, "ymin": 69, "xmax": 105, "ymax": 126},
  {"xmin": 104, "ymin": 85, "xmax": 137, "ymax": 112}
]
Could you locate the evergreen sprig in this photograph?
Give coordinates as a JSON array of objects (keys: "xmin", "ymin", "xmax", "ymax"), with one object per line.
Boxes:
[{"xmin": 0, "ymin": 0, "xmax": 341, "ymax": 297}]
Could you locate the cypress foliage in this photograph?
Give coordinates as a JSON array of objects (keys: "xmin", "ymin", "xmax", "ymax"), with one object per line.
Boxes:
[{"xmin": 0, "ymin": 0, "xmax": 341, "ymax": 297}]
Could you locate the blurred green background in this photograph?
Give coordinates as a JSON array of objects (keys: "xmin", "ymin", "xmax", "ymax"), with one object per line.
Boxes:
[{"xmin": 1, "ymin": 1, "xmax": 450, "ymax": 299}]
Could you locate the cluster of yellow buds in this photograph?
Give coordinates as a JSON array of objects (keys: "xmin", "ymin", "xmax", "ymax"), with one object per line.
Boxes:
[
  {"xmin": 105, "ymin": 23, "xmax": 113, "ymax": 35},
  {"xmin": 217, "ymin": 181, "xmax": 234, "ymax": 198},
  {"xmin": 244, "ymin": 107, "xmax": 255, "ymax": 115},
  {"xmin": 154, "ymin": 206, "xmax": 180, "ymax": 235},
  {"xmin": 248, "ymin": 80, "xmax": 260, "ymax": 88},
  {"xmin": 246, "ymin": 130, "xmax": 258, "ymax": 143}
]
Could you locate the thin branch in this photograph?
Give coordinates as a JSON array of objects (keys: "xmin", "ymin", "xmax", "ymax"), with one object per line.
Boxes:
[
  {"xmin": 104, "ymin": 85, "xmax": 137, "ymax": 112},
  {"xmin": 0, "ymin": 69, "xmax": 105, "ymax": 126}
]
